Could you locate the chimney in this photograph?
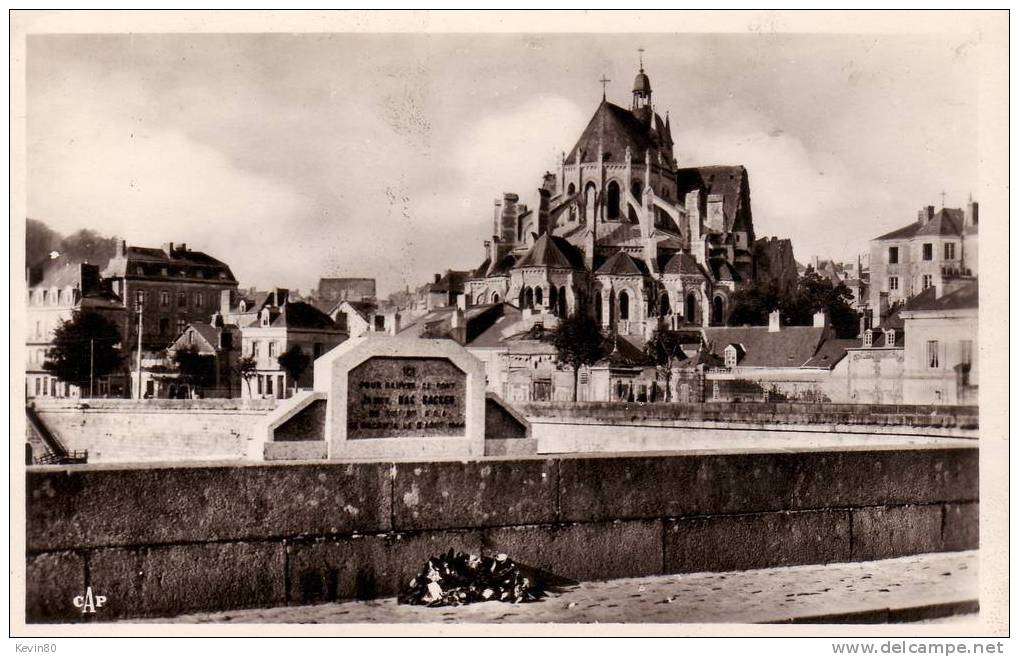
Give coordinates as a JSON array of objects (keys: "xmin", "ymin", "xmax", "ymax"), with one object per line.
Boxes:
[
  {"xmin": 177, "ymin": 243, "xmax": 187, "ymax": 253},
  {"xmin": 162, "ymin": 242, "xmax": 174, "ymax": 257},
  {"xmin": 813, "ymin": 310, "xmax": 829, "ymax": 328},
  {"xmin": 79, "ymin": 263, "xmax": 100, "ymax": 296},
  {"xmin": 271, "ymin": 287, "xmax": 289, "ymax": 307},
  {"xmin": 768, "ymin": 310, "xmax": 782, "ymax": 333},
  {"xmin": 919, "ymin": 205, "xmax": 935, "ymax": 225},
  {"xmin": 434, "ymin": 273, "xmax": 441, "ymax": 284},
  {"xmin": 116, "ymin": 240, "xmax": 127, "ymax": 258},
  {"xmin": 858, "ymin": 314, "xmax": 868, "ymax": 339},
  {"xmin": 964, "ymin": 199, "xmax": 979, "ymax": 227},
  {"xmin": 387, "ymin": 312, "xmax": 401, "ymax": 336},
  {"xmin": 451, "ymin": 307, "xmax": 466, "ymax": 344},
  {"xmin": 220, "ymin": 289, "xmax": 232, "ymax": 315},
  {"xmin": 811, "ymin": 255, "xmax": 820, "ymax": 271}
]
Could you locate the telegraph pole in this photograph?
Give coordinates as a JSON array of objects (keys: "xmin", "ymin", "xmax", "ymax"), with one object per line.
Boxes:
[
  {"xmin": 135, "ymin": 299, "xmax": 144, "ymax": 399},
  {"xmin": 89, "ymin": 338, "xmax": 94, "ymax": 398}
]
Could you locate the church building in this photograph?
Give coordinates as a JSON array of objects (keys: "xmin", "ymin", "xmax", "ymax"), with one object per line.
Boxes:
[{"xmin": 465, "ymin": 60, "xmax": 758, "ymax": 339}]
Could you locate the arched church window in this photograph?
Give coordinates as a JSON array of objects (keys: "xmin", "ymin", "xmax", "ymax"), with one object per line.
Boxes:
[
  {"xmin": 660, "ymin": 292, "xmax": 671, "ymax": 315},
  {"xmin": 524, "ymin": 287, "xmax": 534, "ymax": 310},
  {"xmin": 584, "ymin": 182, "xmax": 597, "ymax": 223},
  {"xmin": 631, "ymin": 180, "xmax": 642, "ymax": 198},
  {"xmin": 567, "ymin": 183, "xmax": 577, "ymax": 221},
  {"xmin": 712, "ymin": 296, "xmax": 725, "ymax": 325},
  {"xmin": 685, "ymin": 293, "xmax": 697, "ymax": 323},
  {"xmin": 549, "ymin": 287, "xmax": 558, "ymax": 316},
  {"xmin": 619, "ymin": 291, "xmax": 630, "ymax": 321},
  {"xmin": 535, "ymin": 287, "xmax": 543, "ymax": 307},
  {"xmin": 594, "ymin": 292, "xmax": 603, "ymax": 325},
  {"xmin": 607, "ymin": 181, "xmax": 621, "ymax": 220},
  {"xmin": 492, "ymin": 293, "xmax": 500, "ymax": 303},
  {"xmin": 558, "ymin": 286, "xmax": 567, "ymax": 317}
]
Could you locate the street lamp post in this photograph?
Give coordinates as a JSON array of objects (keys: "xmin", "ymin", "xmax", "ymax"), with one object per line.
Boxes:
[{"xmin": 135, "ymin": 299, "xmax": 144, "ymax": 399}]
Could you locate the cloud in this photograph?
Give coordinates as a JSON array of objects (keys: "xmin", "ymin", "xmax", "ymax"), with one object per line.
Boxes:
[{"xmin": 28, "ymin": 109, "xmax": 313, "ymax": 288}]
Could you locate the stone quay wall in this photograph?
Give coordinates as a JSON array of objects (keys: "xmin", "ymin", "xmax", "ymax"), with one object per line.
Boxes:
[
  {"xmin": 25, "ymin": 447, "xmax": 977, "ymax": 622},
  {"xmin": 28, "ymin": 399, "xmax": 277, "ymax": 463}
]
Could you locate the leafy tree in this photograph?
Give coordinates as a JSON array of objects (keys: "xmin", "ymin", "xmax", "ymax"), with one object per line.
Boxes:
[
  {"xmin": 551, "ymin": 314, "xmax": 604, "ymax": 402},
  {"xmin": 173, "ymin": 344, "xmax": 216, "ymax": 398},
  {"xmin": 277, "ymin": 345, "xmax": 312, "ymax": 394},
  {"xmin": 234, "ymin": 355, "xmax": 258, "ymax": 397},
  {"xmin": 43, "ymin": 311, "xmax": 124, "ymax": 394},
  {"xmin": 643, "ymin": 330, "xmax": 686, "ymax": 402},
  {"xmin": 727, "ymin": 280, "xmax": 784, "ymax": 327},
  {"xmin": 783, "ymin": 269, "xmax": 861, "ymax": 338},
  {"xmin": 727, "ymin": 269, "xmax": 861, "ymax": 338}
]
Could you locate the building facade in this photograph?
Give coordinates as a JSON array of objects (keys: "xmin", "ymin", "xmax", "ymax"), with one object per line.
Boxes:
[
  {"xmin": 26, "ymin": 260, "xmax": 126, "ymax": 399},
  {"xmin": 102, "ymin": 241, "xmax": 239, "ymax": 359},
  {"xmin": 869, "ymin": 201, "xmax": 978, "ymax": 325},
  {"xmin": 464, "ymin": 63, "xmax": 765, "ymax": 339}
]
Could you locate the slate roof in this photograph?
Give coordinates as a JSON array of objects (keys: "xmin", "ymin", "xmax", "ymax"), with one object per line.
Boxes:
[
  {"xmin": 269, "ymin": 301, "xmax": 340, "ymax": 330},
  {"xmin": 661, "ymin": 252, "xmax": 707, "ymax": 276},
  {"xmin": 676, "ymin": 165, "xmax": 749, "ymax": 231},
  {"xmin": 874, "ymin": 208, "xmax": 965, "ymax": 241},
  {"xmin": 334, "ymin": 300, "xmax": 377, "ymax": 321},
  {"xmin": 429, "ymin": 270, "xmax": 471, "ymax": 294},
  {"xmin": 514, "ymin": 234, "xmax": 586, "ymax": 270},
  {"xmin": 702, "ymin": 326, "xmax": 827, "ymax": 368},
  {"xmin": 105, "ymin": 246, "xmax": 237, "ymax": 283},
  {"xmin": 902, "ymin": 279, "xmax": 978, "ymax": 312},
  {"xmin": 801, "ymin": 338, "xmax": 856, "ymax": 369},
  {"xmin": 596, "ymin": 251, "xmax": 650, "ymax": 276},
  {"xmin": 566, "ymin": 101, "xmax": 672, "ymax": 166},
  {"xmin": 317, "ymin": 277, "xmax": 376, "ymax": 301}
]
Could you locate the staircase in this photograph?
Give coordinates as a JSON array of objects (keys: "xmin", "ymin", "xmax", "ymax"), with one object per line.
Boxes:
[{"xmin": 25, "ymin": 405, "xmax": 88, "ymax": 465}]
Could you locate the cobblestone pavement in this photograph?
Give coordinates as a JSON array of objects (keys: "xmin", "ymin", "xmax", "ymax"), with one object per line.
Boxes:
[{"xmin": 136, "ymin": 551, "xmax": 977, "ymax": 625}]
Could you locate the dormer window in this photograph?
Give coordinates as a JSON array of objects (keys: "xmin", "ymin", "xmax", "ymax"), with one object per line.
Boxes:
[
  {"xmin": 863, "ymin": 329, "xmax": 874, "ymax": 348},
  {"xmin": 260, "ymin": 308, "xmax": 271, "ymax": 327},
  {"xmin": 723, "ymin": 344, "xmax": 742, "ymax": 369},
  {"xmin": 884, "ymin": 329, "xmax": 896, "ymax": 346}
]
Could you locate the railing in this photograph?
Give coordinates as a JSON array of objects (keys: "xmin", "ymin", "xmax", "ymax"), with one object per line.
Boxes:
[{"xmin": 33, "ymin": 450, "xmax": 88, "ymax": 465}]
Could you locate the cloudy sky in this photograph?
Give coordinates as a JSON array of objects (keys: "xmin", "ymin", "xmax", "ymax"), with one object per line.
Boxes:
[{"xmin": 27, "ymin": 32, "xmax": 979, "ymax": 296}]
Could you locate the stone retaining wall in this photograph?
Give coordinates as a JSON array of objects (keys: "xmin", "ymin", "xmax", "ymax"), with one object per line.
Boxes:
[{"xmin": 25, "ymin": 447, "xmax": 978, "ymax": 622}]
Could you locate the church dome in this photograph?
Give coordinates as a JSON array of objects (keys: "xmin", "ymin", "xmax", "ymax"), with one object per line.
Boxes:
[{"xmin": 633, "ymin": 70, "xmax": 651, "ymax": 94}]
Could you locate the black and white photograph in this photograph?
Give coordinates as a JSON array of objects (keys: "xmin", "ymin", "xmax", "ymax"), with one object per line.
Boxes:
[{"xmin": 9, "ymin": 9, "xmax": 1009, "ymax": 644}]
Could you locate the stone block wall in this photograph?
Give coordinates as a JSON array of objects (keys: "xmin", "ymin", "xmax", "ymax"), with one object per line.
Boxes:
[{"xmin": 24, "ymin": 447, "xmax": 977, "ymax": 622}]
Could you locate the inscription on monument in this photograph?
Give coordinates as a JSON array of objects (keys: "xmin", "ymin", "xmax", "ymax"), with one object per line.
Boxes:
[{"xmin": 347, "ymin": 356, "xmax": 467, "ymax": 439}]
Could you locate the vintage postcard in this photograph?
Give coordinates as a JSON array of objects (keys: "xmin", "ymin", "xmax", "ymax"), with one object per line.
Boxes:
[{"xmin": 8, "ymin": 9, "xmax": 1009, "ymax": 642}]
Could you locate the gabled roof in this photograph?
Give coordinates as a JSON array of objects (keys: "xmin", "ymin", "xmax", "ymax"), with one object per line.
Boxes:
[
  {"xmin": 333, "ymin": 300, "xmax": 377, "ymax": 320},
  {"xmin": 874, "ymin": 208, "xmax": 965, "ymax": 241},
  {"xmin": 902, "ymin": 279, "xmax": 978, "ymax": 312},
  {"xmin": 171, "ymin": 322, "xmax": 225, "ymax": 353},
  {"xmin": 254, "ymin": 301, "xmax": 340, "ymax": 331},
  {"xmin": 703, "ymin": 326, "xmax": 827, "ymax": 368},
  {"xmin": 596, "ymin": 251, "xmax": 649, "ymax": 276},
  {"xmin": 566, "ymin": 100, "xmax": 671, "ymax": 166},
  {"xmin": 801, "ymin": 338, "xmax": 856, "ymax": 369},
  {"xmin": 514, "ymin": 234, "xmax": 585, "ymax": 270},
  {"xmin": 430, "ymin": 270, "xmax": 471, "ymax": 294}
]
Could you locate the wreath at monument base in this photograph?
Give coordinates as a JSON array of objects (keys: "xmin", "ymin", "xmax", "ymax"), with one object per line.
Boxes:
[{"xmin": 398, "ymin": 550, "xmax": 548, "ymax": 606}]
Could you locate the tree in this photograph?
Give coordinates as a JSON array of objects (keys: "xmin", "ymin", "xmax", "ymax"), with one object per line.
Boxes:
[
  {"xmin": 43, "ymin": 311, "xmax": 124, "ymax": 394},
  {"xmin": 234, "ymin": 355, "xmax": 257, "ymax": 397},
  {"xmin": 550, "ymin": 314, "xmax": 604, "ymax": 402},
  {"xmin": 727, "ymin": 280, "xmax": 783, "ymax": 327},
  {"xmin": 643, "ymin": 330, "xmax": 686, "ymax": 402},
  {"xmin": 277, "ymin": 345, "xmax": 312, "ymax": 394},
  {"xmin": 784, "ymin": 269, "xmax": 861, "ymax": 338},
  {"xmin": 727, "ymin": 269, "xmax": 861, "ymax": 339},
  {"xmin": 173, "ymin": 344, "xmax": 216, "ymax": 398}
]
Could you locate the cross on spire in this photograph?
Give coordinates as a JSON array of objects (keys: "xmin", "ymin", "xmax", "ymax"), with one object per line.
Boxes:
[
  {"xmin": 940, "ymin": 191, "xmax": 947, "ymax": 208},
  {"xmin": 599, "ymin": 74, "xmax": 611, "ymax": 100}
]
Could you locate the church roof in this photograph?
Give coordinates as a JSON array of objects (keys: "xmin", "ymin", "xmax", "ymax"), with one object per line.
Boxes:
[
  {"xmin": 487, "ymin": 253, "xmax": 517, "ymax": 278},
  {"xmin": 662, "ymin": 252, "xmax": 707, "ymax": 277},
  {"xmin": 676, "ymin": 165, "xmax": 750, "ymax": 232},
  {"xmin": 708, "ymin": 259, "xmax": 741, "ymax": 283},
  {"xmin": 596, "ymin": 251, "xmax": 650, "ymax": 276},
  {"xmin": 514, "ymin": 234, "xmax": 585, "ymax": 270},
  {"xmin": 566, "ymin": 101, "xmax": 670, "ymax": 166},
  {"xmin": 633, "ymin": 70, "xmax": 651, "ymax": 94}
]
